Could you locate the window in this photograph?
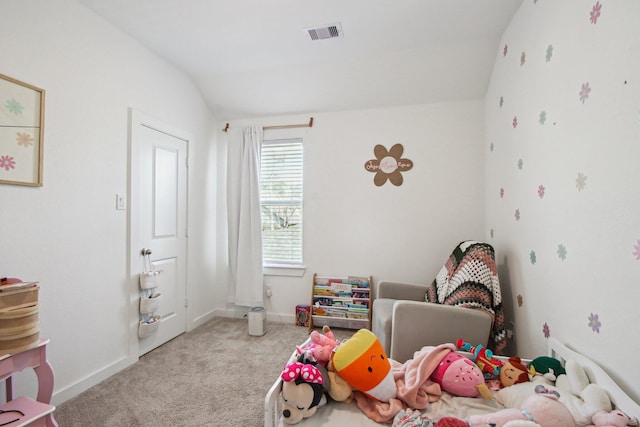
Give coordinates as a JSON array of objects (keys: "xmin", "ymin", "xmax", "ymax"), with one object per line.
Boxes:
[{"xmin": 260, "ymin": 138, "xmax": 303, "ymax": 266}]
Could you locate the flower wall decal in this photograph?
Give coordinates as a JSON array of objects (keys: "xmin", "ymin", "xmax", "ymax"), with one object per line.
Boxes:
[
  {"xmin": 364, "ymin": 144, "xmax": 413, "ymax": 186},
  {"xmin": 576, "ymin": 172, "xmax": 587, "ymax": 191},
  {"xmin": 545, "ymin": 45, "xmax": 553, "ymax": 62},
  {"xmin": 588, "ymin": 313, "xmax": 601, "ymax": 333},
  {"xmin": 557, "ymin": 244, "xmax": 567, "ymax": 260},
  {"xmin": 542, "ymin": 322, "xmax": 550, "ymax": 338},
  {"xmin": 579, "ymin": 82, "xmax": 591, "ymax": 103},
  {"xmin": 590, "ymin": 1, "xmax": 602, "ymax": 24},
  {"xmin": 633, "ymin": 240, "xmax": 640, "ymax": 260},
  {"xmin": 539, "ymin": 110, "xmax": 547, "ymax": 124}
]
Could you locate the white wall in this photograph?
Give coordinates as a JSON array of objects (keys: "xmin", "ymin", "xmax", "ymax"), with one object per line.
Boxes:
[
  {"xmin": 0, "ymin": 0, "xmax": 218, "ymax": 404},
  {"xmin": 485, "ymin": 0, "xmax": 640, "ymax": 401},
  {"xmin": 222, "ymin": 101, "xmax": 486, "ymax": 320}
]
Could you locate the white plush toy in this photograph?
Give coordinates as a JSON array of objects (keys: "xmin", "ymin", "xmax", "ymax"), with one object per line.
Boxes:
[
  {"xmin": 554, "ymin": 359, "xmax": 613, "ymax": 427},
  {"xmin": 503, "ymin": 422, "xmax": 545, "ymax": 427}
]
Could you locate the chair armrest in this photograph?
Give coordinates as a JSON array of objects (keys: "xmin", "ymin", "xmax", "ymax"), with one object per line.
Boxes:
[
  {"xmin": 389, "ymin": 301, "xmax": 492, "ymax": 363},
  {"xmin": 376, "ymin": 281, "xmax": 428, "ymax": 301}
]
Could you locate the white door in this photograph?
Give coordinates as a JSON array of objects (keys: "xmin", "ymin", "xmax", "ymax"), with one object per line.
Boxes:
[{"xmin": 130, "ymin": 110, "xmax": 188, "ymax": 357}]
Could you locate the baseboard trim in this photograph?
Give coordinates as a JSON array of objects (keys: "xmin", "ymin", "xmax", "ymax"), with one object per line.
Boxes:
[
  {"xmin": 52, "ymin": 311, "xmax": 296, "ymax": 406},
  {"xmin": 188, "ymin": 309, "xmax": 216, "ymax": 332},
  {"xmin": 51, "ymin": 354, "xmax": 137, "ymax": 406}
]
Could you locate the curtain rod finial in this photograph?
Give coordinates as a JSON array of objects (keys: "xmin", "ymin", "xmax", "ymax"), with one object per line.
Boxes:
[{"xmin": 309, "ymin": 117, "xmax": 314, "ymax": 127}]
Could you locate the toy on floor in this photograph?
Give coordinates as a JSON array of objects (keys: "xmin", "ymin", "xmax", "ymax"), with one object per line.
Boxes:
[
  {"xmin": 280, "ymin": 360, "xmax": 327, "ymax": 424},
  {"xmin": 500, "ymin": 356, "xmax": 531, "ymax": 388},
  {"xmin": 331, "ymin": 328, "xmax": 397, "ymax": 402},
  {"xmin": 456, "ymin": 338, "xmax": 504, "ymax": 379}
]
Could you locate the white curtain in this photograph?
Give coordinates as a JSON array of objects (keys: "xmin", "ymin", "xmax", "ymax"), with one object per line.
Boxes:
[{"xmin": 227, "ymin": 126, "xmax": 264, "ymax": 307}]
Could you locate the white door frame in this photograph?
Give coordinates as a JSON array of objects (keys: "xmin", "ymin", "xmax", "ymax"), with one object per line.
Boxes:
[{"xmin": 127, "ymin": 108, "xmax": 190, "ymax": 358}]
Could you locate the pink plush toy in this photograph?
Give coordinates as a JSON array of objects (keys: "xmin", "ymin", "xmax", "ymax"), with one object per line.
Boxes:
[
  {"xmin": 430, "ymin": 350, "xmax": 489, "ymax": 398},
  {"xmin": 588, "ymin": 409, "xmax": 632, "ymax": 427},
  {"xmin": 307, "ymin": 325, "xmax": 340, "ymax": 365},
  {"xmin": 468, "ymin": 391, "xmax": 576, "ymax": 427}
]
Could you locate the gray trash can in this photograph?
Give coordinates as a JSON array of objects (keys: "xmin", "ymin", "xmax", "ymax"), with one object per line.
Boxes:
[{"xmin": 248, "ymin": 306, "xmax": 266, "ymax": 336}]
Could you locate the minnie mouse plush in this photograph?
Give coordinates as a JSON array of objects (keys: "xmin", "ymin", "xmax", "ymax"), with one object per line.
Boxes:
[{"xmin": 280, "ymin": 361, "xmax": 328, "ymax": 424}]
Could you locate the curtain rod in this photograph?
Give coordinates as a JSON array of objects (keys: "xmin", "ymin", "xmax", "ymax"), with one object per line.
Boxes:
[{"xmin": 222, "ymin": 117, "xmax": 313, "ymax": 133}]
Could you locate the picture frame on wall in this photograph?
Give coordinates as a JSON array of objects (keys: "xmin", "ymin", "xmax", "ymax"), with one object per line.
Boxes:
[{"xmin": 0, "ymin": 73, "xmax": 45, "ymax": 187}]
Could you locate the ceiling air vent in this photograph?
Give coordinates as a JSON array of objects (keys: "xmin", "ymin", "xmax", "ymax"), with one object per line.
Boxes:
[{"xmin": 305, "ymin": 23, "xmax": 343, "ymax": 41}]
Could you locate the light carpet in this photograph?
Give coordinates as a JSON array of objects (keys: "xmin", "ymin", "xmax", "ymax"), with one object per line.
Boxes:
[{"xmin": 54, "ymin": 318, "xmax": 352, "ymax": 426}]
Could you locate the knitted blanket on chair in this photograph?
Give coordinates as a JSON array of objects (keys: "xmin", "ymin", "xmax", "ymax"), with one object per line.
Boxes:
[{"xmin": 425, "ymin": 241, "xmax": 507, "ymax": 353}]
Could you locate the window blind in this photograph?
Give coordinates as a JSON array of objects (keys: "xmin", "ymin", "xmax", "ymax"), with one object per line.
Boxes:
[{"xmin": 260, "ymin": 138, "xmax": 303, "ymax": 264}]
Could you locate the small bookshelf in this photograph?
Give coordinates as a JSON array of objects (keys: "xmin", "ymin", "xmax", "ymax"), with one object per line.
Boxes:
[{"xmin": 309, "ymin": 273, "xmax": 372, "ymax": 331}]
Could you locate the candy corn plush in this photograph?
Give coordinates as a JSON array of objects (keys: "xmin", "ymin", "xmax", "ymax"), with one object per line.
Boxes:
[{"xmin": 331, "ymin": 329, "xmax": 397, "ymax": 402}]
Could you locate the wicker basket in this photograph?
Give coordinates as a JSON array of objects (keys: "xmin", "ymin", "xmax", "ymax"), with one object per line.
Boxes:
[
  {"xmin": 0, "ymin": 284, "xmax": 39, "ymax": 310},
  {"xmin": 0, "ymin": 303, "xmax": 40, "ymax": 355}
]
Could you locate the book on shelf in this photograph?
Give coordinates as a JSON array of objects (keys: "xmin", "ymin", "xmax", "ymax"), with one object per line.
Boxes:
[
  {"xmin": 352, "ymin": 289, "xmax": 369, "ymax": 298},
  {"xmin": 347, "ymin": 276, "xmax": 370, "ymax": 288}
]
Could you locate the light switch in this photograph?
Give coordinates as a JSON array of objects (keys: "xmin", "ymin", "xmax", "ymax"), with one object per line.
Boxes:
[{"xmin": 116, "ymin": 193, "xmax": 126, "ymax": 210}]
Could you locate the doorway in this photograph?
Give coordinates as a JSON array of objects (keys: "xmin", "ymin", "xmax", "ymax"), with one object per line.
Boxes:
[{"xmin": 129, "ymin": 109, "xmax": 188, "ymax": 356}]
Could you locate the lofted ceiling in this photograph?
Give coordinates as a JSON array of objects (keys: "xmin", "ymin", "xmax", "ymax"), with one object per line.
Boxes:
[{"xmin": 78, "ymin": 0, "xmax": 523, "ymax": 121}]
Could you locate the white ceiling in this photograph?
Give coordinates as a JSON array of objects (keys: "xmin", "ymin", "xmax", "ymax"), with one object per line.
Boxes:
[{"xmin": 78, "ymin": 0, "xmax": 523, "ymax": 121}]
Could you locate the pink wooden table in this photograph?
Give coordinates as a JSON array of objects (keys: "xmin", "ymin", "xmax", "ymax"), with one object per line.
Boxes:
[{"xmin": 0, "ymin": 338, "xmax": 57, "ymax": 427}]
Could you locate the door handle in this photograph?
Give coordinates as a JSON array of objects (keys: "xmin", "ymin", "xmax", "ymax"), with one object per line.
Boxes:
[{"xmin": 141, "ymin": 248, "xmax": 152, "ymax": 256}]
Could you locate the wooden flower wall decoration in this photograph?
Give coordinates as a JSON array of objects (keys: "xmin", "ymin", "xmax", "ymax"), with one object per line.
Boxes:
[{"xmin": 364, "ymin": 144, "xmax": 413, "ymax": 186}]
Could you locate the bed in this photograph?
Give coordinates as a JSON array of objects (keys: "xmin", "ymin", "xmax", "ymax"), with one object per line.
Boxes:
[{"xmin": 264, "ymin": 337, "xmax": 640, "ymax": 427}]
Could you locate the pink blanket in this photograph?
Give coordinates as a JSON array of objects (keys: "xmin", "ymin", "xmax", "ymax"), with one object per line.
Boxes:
[{"xmin": 354, "ymin": 343, "xmax": 457, "ymax": 423}]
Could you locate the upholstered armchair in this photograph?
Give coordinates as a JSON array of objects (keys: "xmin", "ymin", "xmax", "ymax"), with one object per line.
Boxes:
[
  {"xmin": 371, "ymin": 241, "xmax": 505, "ymax": 363},
  {"xmin": 371, "ymin": 281, "xmax": 492, "ymax": 363}
]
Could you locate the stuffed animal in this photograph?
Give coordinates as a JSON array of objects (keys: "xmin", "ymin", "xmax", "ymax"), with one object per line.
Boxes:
[
  {"xmin": 500, "ymin": 356, "xmax": 531, "ymax": 388},
  {"xmin": 588, "ymin": 409, "xmax": 633, "ymax": 427},
  {"xmin": 554, "ymin": 360, "xmax": 613, "ymax": 426},
  {"xmin": 529, "ymin": 356, "xmax": 566, "ymax": 381},
  {"xmin": 325, "ymin": 358, "xmax": 354, "ymax": 403},
  {"xmin": 429, "ymin": 349, "xmax": 491, "ymax": 398},
  {"xmin": 280, "ymin": 361, "xmax": 327, "ymax": 424},
  {"xmin": 308, "ymin": 325, "xmax": 340, "ymax": 365},
  {"xmin": 331, "ymin": 328, "xmax": 397, "ymax": 402},
  {"xmin": 456, "ymin": 338, "xmax": 504, "ymax": 379},
  {"xmin": 468, "ymin": 387, "xmax": 576, "ymax": 427}
]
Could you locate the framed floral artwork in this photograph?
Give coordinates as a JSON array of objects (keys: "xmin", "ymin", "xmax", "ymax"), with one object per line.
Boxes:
[{"xmin": 0, "ymin": 73, "xmax": 45, "ymax": 186}]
